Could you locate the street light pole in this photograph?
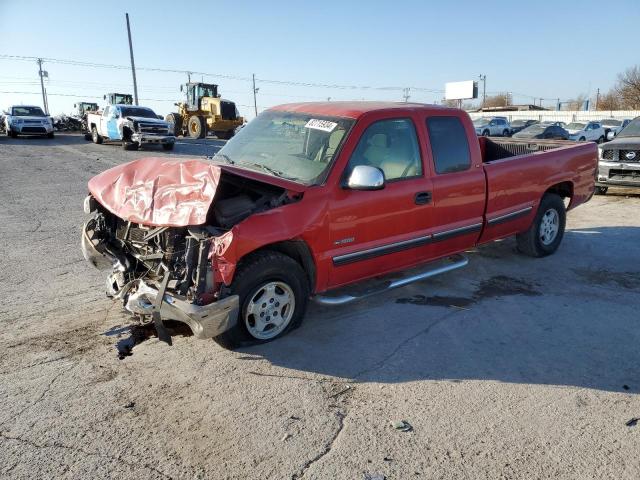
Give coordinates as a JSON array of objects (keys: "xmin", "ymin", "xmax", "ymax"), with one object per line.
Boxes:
[
  {"xmin": 479, "ymin": 74, "xmax": 486, "ymax": 106},
  {"xmin": 125, "ymin": 13, "xmax": 139, "ymax": 106},
  {"xmin": 37, "ymin": 58, "xmax": 49, "ymax": 115},
  {"xmin": 252, "ymin": 73, "xmax": 259, "ymax": 117}
]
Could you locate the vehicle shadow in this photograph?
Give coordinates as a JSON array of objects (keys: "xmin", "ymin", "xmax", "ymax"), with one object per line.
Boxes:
[{"xmin": 239, "ymin": 226, "xmax": 640, "ymax": 394}]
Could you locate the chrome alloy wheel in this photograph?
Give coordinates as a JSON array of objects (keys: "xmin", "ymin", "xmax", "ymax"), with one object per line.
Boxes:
[
  {"xmin": 539, "ymin": 209, "xmax": 559, "ymax": 245},
  {"xmin": 244, "ymin": 281, "xmax": 295, "ymax": 340}
]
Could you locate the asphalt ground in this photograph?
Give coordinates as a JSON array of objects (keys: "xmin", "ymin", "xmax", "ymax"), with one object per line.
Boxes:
[{"xmin": 1, "ymin": 133, "xmax": 639, "ymax": 479}]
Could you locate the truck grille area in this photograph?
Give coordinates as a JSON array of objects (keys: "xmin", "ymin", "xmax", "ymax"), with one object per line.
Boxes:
[
  {"xmin": 137, "ymin": 122, "xmax": 169, "ymax": 135},
  {"xmin": 619, "ymin": 150, "xmax": 640, "ymax": 162},
  {"xmin": 22, "ymin": 126, "xmax": 46, "ymax": 133},
  {"xmin": 602, "ymin": 150, "xmax": 616, "ymax": 160},
  {"xmin": 609, "ymin": 169, "xmax": 640, "ymax": 181}
]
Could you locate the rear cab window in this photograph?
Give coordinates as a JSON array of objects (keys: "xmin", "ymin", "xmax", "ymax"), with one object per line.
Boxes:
[{"xmin": 425, "ymin": 116, "xmax": 472, "ymax": 174}]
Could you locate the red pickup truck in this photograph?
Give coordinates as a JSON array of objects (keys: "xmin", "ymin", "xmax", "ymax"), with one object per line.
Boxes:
[{"xmin": 81, "ymin": 102, "xmax": 597, "ymax": 346}]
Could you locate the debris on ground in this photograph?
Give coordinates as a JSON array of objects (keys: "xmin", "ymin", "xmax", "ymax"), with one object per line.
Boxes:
[
  {"xmin": 391, "ymin": 420, "xmax": 413, "ymax": 432},
  {"xmin": 623, "ymin": 385, "xmax": 630, "ymax": 390},
  {"xmin": 625, "ymin": 418, "xmax": 638, "ymax": 427},
  {"xmin": 363, "ymin": 473, "xmax": 386, "ymax": 480},
  {"xmin": 281, "ymin": 433, "xmax": 291, "ymax": 441},
  {"xmin": 123, "ymin": 401, "xmax": 135, "ymax": 409}
]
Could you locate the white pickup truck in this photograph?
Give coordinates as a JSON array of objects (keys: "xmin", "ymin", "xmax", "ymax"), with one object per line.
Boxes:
[{"xmin": 86, "ymin": 104, "xmax": 175, "ymax": 150}]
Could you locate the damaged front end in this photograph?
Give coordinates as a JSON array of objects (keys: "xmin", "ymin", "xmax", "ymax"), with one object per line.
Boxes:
[
  {"xmin": 81, "ymin": 157, "xmax": 301, "ymax": 344},
  {"xmin": 81, "ymin": 207, "xmax": 239, "ymax": 343}
]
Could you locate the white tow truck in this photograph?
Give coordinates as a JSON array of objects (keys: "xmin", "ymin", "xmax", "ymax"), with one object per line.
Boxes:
[{"xmin": 86, "ymin": 104, "xmax": 175, "ymax": 150}]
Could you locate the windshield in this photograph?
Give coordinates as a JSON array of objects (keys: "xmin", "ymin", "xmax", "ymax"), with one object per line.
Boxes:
[
  {"xmin": 473, "ymin": 117, "xmax": 492, "ymax": 126},
  {"xmin": 196, "ymin": 84, "xmax": 218, "ymax": 97},
  {"xmin": 212, "ymin": 110, "xmax": 355, "ymax": 185},
  {"xmin": 617, "ymin": 118, "xmax": 640, "ymax": 137},
  {"xmin": 601, "ymin": 119, "xmax": 621, "ymax": 126},
  {"xmin": 120, "ymin": 107, "xmax": 158, "ymax": 119},
  {"xmin": 12, "ymin": 106, "xmax": 46, "ymax": 116},
  {"xmin": 566, "ymin": 122, "xmax": 585, "ymax": 130}
]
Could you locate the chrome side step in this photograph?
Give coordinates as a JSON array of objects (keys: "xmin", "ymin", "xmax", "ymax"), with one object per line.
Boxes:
[{"xmin": 313, "ymin": 254, "xmax": 469, "ymax": 306}]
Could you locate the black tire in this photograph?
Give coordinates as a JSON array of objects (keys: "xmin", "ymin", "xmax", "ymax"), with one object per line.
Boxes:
[
  {"xmin": 482, "ymin": 130, "xmax": 490, "ymax": 137},
  {"xmin": 216, "ymin": 251, "xmax": 310, "ymax": 348},
  {"xmin": 502, "ymin": 129, "xmax": 510, "ymax": 137},
  {"xmin": 47, "ymin": 132, "xmax": 54, "ymax": 139},
  {"xmin": 10, "ymin": 130, "xmax": 18, "ymax": 138},
  {"xmin": 122, "ymin": 141, "xmax": 139, "ymax": 151},
  {"xmin": 162, "ymin": 142, "xmax": 174, "ymax": 151},
  {"xmin": 595, "ymin": 186, "xmax": 608, "ymax": 195},
  {"xmin": 516, "ymin": 193, "xmax": 566, "ymax": 258},
  {"xmin": 84, "ymin": 133, "xmax": 92, "ymax": 141},
  {"xmin": 91, "ymin": 127, "xmax": 102, "ymax": 144},
  {"xmin": 579, "ymin": 137, "xmax": 586, "ymax": 142},
  {"xmin": 225, "ymin": 130, "xmax": 235, "ymax": 140},
  {"xmin": 597, "ymin": 136, "xmax": 604, "ymax": 144},
  {"xmin": 188, "ymin": 115, "xmax": 206, "ymax": 139},
  {"xmin": 165, "ymin": 113, "xmax": 183, "ymax": 137}
]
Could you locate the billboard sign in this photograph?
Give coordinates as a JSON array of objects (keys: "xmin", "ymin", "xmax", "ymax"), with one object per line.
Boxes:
[{"xmin": 445, "ymin": 81, "xmax": 478, "ymax": 100}]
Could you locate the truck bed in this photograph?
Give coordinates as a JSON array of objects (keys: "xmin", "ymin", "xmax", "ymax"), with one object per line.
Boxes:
[{"xmin": 479, "ymin": 137, "xmax": 576, "ymax": 162}]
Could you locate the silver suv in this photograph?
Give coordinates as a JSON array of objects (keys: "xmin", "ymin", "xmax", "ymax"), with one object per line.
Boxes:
[{"xmin": 473, "ymin": 117, "xmax": 511, "ymax": 137}]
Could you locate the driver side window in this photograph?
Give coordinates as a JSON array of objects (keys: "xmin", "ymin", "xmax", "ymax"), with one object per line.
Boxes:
[{"xmin": 346, "ymin": 118, "xmax": 422, "ymax": 181}]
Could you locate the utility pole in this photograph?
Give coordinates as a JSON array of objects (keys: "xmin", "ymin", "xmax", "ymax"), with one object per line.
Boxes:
[
  {"xmin": 595, "ymin": 88, "xmax": 600, "ymax": 110},
  {"xmin": 37, "ymin": 58, "xmax": 49, "ymax": 115},
  {"xmin": 402, "ymin": 87, "xmax": 411, "ymax": 102},
  {"xmin": 187, "ymin": 71, "xmax": 192, "ymax": 83},
  {"xmin": 125, "ymin": 13, "xmax": 139, "ymax": 105},
  {"xmin": 479, "ymin": 74, "xmax": 486, "ymax": 106},
  {"xmin": 252, "ymin": 73, "xmax": 259, "ymax": 117}
]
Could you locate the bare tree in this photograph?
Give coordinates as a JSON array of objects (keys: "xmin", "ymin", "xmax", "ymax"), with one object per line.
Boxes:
[
  {"xmin": 564, "ymin": 94, "xmax": 588, "ymax": 111},
  {"xmin": 483, "ymin": 94, "xmax": 509, "ymax": 108},
  {"xmin": 597, "ymin": 90, "xmax": 622, "ymax": 111},
  {"xmin": 617, "ymin": 66, "xmax": 640, "ymax": 109}
]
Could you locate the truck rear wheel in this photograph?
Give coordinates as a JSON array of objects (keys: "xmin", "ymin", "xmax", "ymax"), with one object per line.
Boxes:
[
  {"xmin": 216, "ymin": 251, "xmax": 309, "ymax": 348},
  {"xmin": 516, "ymin": 193, "xmax": 566, "ymax": 257},
  {"xmin": 165, "ymin": 113, "xmax": 183, "ymax": 137},
  {"xmin": 188, "ymin": 115, "xmax": 206, "ymax": 139},
  {"xmin": 91, "ymin": 127, "xmax": 102, "ymax": 144}
]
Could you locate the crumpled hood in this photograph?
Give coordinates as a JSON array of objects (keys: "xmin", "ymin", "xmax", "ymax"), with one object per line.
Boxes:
[{"xmin": 88, "ymin": 157, "xmax": 221, "ymax": 227}]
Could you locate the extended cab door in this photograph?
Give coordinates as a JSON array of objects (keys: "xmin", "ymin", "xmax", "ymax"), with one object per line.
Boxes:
[
  {"xmin": 419, "ymin": 114, "xmax": 486, "ymax": 257},
  {"xmin": 326, "ymin": 114, "xmax": 437, "ymax": 288}
]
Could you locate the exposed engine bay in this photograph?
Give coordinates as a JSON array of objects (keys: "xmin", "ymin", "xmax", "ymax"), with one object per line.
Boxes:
[{"xmin": 82, "ymin": 169, "xmax": 299, "ymax": 342}]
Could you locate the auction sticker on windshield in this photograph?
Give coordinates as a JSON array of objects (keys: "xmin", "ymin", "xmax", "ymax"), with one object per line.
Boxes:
[{"xmin": 305, "ymin": 119, "xmax": 337, "ymax": 132}]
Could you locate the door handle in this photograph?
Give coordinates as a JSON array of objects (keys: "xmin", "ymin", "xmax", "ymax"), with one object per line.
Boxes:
[{"xmin": 414, "ymin": 191, "xmax": 432, "ymax": 205}]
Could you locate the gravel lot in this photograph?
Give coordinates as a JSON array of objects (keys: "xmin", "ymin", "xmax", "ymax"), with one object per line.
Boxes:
[{"xmin": 1, "ymin": 133, "xmax": 639, "ymax": 479}]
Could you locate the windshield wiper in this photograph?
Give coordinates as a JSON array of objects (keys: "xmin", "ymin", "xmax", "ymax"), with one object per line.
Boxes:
[
  {"xmin": 241, "ymin": 162, "xmax": 296, "ymax": 180},
  {"xmin": 208, "ymin": 153, "xmax": 235, "ymax": 165}
]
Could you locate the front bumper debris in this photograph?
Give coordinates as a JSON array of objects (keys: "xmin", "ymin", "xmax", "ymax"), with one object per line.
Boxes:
[
  {"xmin": 81, "ymin": 220, "xmax": 238, "ymax": 340},
  {"xmin": 597, "ymin": 161, "xmax": 640, "ymax": 188}
]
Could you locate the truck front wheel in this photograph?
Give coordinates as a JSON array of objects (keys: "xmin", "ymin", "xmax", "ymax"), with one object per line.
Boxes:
[
  {"xmin": 216, "ymin": 251, "xmax": 310, "ymax": 348},
  {"xmin": 516, "ymin": 193, "xmax": 566, "ymax": 257}
]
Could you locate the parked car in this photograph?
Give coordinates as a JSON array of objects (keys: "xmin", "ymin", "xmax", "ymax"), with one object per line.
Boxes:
[
  {"xmin": 601, "ymin": 118, "xmax": 632, "ymax": 140},
  {"xmin": 81, "ymin": 102, "xmax": 597, "ymax": 346},
  {"xmin": 596, "ymin": 116, "xmax": 640, "ymax": 194},
  {"xmin": 512, "ymin": 123, "xmax": 570, "ymax": 140},
  {"xmin": 4, "ymin": 105, "xmax": 54, "ymax": 138},
  {"xmin": 565, "ymin": 121, "xmax": 605, "ymax": 143},
  {"xmin": 510, "ymin": 119, "xmax": 538, "ymax": 135},
  {"xmin": 540, "ymin": 121, "xmax": 567, "ymax": 128},
  {"xmin": 473, "ymin": 116, "xmax": 511, "ymax": 136},
  {"xmin": 85, "ymin": 104, "xmax": 175, "ymax": 150}
]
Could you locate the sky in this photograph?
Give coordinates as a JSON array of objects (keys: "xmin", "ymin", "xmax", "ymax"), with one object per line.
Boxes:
[{"xmin": 1, "ymin": 0, "xmax": 639, "ymax": 118}]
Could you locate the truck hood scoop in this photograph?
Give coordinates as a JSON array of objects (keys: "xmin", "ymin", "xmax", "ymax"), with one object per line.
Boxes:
[{"xmin": 88, "ymin": 157, "xmax": 221, "ymax": 227}]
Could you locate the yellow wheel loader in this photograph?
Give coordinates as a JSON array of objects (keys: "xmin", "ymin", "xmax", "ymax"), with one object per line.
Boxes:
[{"xmin": 165, "ymin": 83, "xmax": 243, "ymax": 139}]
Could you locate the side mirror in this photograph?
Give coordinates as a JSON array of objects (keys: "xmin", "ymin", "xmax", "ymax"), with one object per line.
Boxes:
[
  {"xmin": 345, "ymin": 165, "xmax": 385, "ymax": 191},
  {"xmin": 607, "ymin": 131, "xmax": 615, "ymax": 141},
  {"xmin": 174, "ymin": 102, "xmax": 179, "ymax": 107}
]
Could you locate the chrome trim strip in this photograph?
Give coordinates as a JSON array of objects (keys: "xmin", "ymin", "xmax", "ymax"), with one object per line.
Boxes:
[
  {"xmin": 332, "ymin": 223, "xmax": 482, "ymax": 266},
  {"xmin": 487, "ymin": 206, "xmax": 533, "ymax": 226}
]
